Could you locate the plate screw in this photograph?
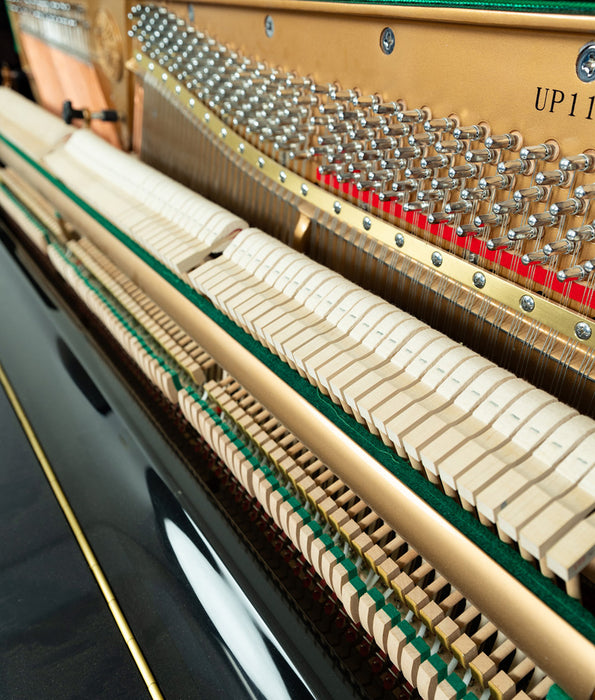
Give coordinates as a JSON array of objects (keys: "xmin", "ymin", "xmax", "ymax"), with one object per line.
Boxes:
[
  {"xmin": 577, "ymin": 42, "xmax": 595, "ymax": 82},
  {"xmin": 363, "ymin": 216, "xmax": 372, "ymax": 231},
  {"xmin": 258, "ymin": 157, "xmax": 265, "ymax": 168},
  {"xmin": 333, "ymin": 201, "xmax": 342, "ymax": 214},
  {"xmin": 238, "ymin": 143, "xmax": 245, "ymax": 153},
  {"xmin": 279, "ymin": 170, "xmax": 287, "ymax": 183},
  {"xmin": 380, "ymin": 27, "xmax": 395, "ymax": 55},
  {"xmin": 575, "ymin": 321, "xmax": 592, "ymax": 340},
  {"xmin": 301, "ymin": 183, "xmax": 309, "ymax": 196},
  {"xmin": 520, "ymin": 294, "xmax": 535, "ymax": 312},
  {"xmin": 472, "ymin": 272, "xmax": 486, "ymax": 289},
  {"xmin": 431, "ymin": 251, "xmax": 443, "ymax": 267},
  {"xmin": 264, "ymin": 14, "xmax": 274, "ymax": 38},
  {"xmin": 395, "ymin": 233, "xmax": 404, "ymax": 248}
]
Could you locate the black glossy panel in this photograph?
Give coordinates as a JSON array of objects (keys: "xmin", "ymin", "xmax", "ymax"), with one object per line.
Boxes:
[{"xmin": 0, "ymin": 377, "xmax": 147, "ymax": 699}]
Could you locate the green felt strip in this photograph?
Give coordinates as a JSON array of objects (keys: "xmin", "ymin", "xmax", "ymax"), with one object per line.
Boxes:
[
  {"xmin": 2, "ymin": 131, "xmax": 594, "ymax": 646},
  {"xmin": 302, "ymin": 0, "xmax": 595, "ymax": 15},
  {"xmin": 547, "ymin": 684, "xmax": 572, "ymax": 700},
  {"xmin": 383, "ymin": 603, "xmax": 401, "ymax": 624},
  {"xmin": 445, "ymin": 671, "xmax": 466, "ymax": 698},
  {"xmin": 428, "ymin": 653, "xmax": 447, "ymax": 678},
  {"xmin": 411, "ymin": 636, "xmax": 430, "ymax": 659}
]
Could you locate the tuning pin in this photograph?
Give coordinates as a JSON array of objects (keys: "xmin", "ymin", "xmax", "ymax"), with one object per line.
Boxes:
[
  {"xmin": 417, "ymin": 189, "xmax": 445, "ymax": 202},
  {"xmin": 366, "ymin": 169, "xmax": 393, "ymax": 182},
  {"xmin": 310, "ymin": 82, "xmax": 336, "ymax": 95},
  {"xmin": 535, "ymin": 169, "xmax": 570, "ymax": 187},
  {"xmin": 318, "ymin": 163, "xmax": 343, "ymax": 175},
  {"xmin": 485, "ymin": 133, "xmax": 520, "ymax": 150},
  {"xmin": 475, "ymin": 213, "xmax": 502, "ymax": 227},
  {"xmin": 382, "ymin": 124, "xmax": 412, "ymax": 137},
  {"xmin": 339, "ymin": 141, "xmax": 366, "ymax": 153},
  {"xmin": 353, "ymin": 94, "xmax": 381, "ymax": 108},
  {"xmin": 461, "ymin": 187, "xmax": 490, "ymax": 201},
  {"xmin": 371, "ymin": 137, "xmax": 401, "ymax": 150},
  {"xmin": 329, "ymin": 87, "xmax": 359, "ymax": 101},
  {"xmin": 465, "ymin": 148, "xmax": 498, "ymax": 163},
  {"xmin": 566, "ymin": 224, "xmax": 595, "ymax": 242},
  {"xmin": 513, "ymin": 186, "xmax": 549, "ymax": 203},
  {"xmin": 435, "ymin": 139, "xmax": 466, "ymax": 155},
  {"xmin": 544, "ymin": 239, "xmax": 577, "ymax": 256},
  {"xmin": 293, "ymin": 93, "xmax": 319, "ymax": 107},
  {"xmin": 445, "ymin": 200, "xmax": 472, "ymax": 214},
  {"xmin": 328, "ymin": 153, "xmax": 354, "ymax": 167},
  {"xmin": 328, "ymin": 122, "xmax": 351, "ymax": 134},
  {"xmin": 508, "ymin": 225, "xmax": 542, "ymax": 241},
  {"xmin": 574, "ymin": 183, "xmax": 595, "ymax": 200},
  {"xmin": 559, "ymin": 154, "xmax": 595, "ymax": 172},
  {"xmin": 427, "ymin": 212, "xmax": 453, "ymax": 224},
  {"xmin": 557, "ymin": 263, "xmax": 593, "ymax": 282},
  {"xmin": 317, "ymin": 133, "xmax": 343, "ymax": 145},
  {"xmin": 521, "ymin": 251, "xmax": 550, "ymax": 265},
  {"xmin": 356, "ymin": 180, "xmax": 384, "ymax": 191},
  {"xmin": 357, "ymin": 150, "xmax": 383, "ymax": 162},
  {"xmin": 408, "ymin": 132, "xmax": 437, "ymax": 147},
  {"xmin": 337, "ymin": 108, "xmax": 367, "ymax": 121},
  {"xmin": 373, "ymin": 100, "xmax": 405, "ymax": 115},
  {"xmin": 486, "ymin": 236, "xmax": 513, "ymax": 251},
  {"xmin": 549, "ymin": 198, "xmax": 586, "ymax": 217},
  {"xmin": 378, "ymin": 190, "xmax": 405, "ymax": 203},
  {"xmin": 520, "ymin": 143, "xmax": 557, "ymax": 161},
  {"xmin": 397, "ymin": 108, "xmax": 431, "ymax": 123},
  {"xmin": 492, "ymin": 199, "xmax": 524, "ymax": 215},
  {"xmin": 318, "ymin": 102, "xmax": 345, "ymax": 115},
  {"xmin": 380, "ymin": 158, "xmax": 408, "ymax": 170},
  {"xmin": 424, "ymin": 117, "xmax": 458, "ymax": 133},
  {"xmin": 391, "ymin": 179, "xmax": 418, "ymax": 192},
  {"xmin": 431, "ymin": 176, "xmax": 461, "ymax": 190},
  {"xmin": 405, "ymin": 166, "xmax": 433, "ymax": 180},
  {"xmin": 360, "ymin": 116, "xmax": 389, "ymax": 129},
  {"xmin": 402, "ymin": 201, "xmax": 429, "ymax": 212},
  {"xmin": 421, "ymin": 154, "xmax": 452, "ymax": 169},
  {"xmin": 453, "ymin": 124, "xmax": 488, "ymax": 141},
  {"xmin": 497, "ymin": 159, "xmax": 533, "ymax": 175},
  {"xmin": 335, "ymin": 170, "xmax": 361, "ymax": 183},
  {"xmin": 448, "ymin": 164, "xmax": 478, "ymax": 179},
  {"xmin": 456, "ymin": 224, "xmax": 482, "ymax": 238},
  {"xmin": 311, "ymin": 114, "xmax": 336, "ymax": 126},
  {"xmin": 349, "ymin": 128, "xmax": 377, "ymax": 141},
  {"xmin": 528, "ymin": 211, "xmax": 558, "ymax": 227},
  {"xmin": 479, "ymin": 174, "xmax": 515, "ymax": 190},
  {"xmin": 394, "ymin": 146, "xmax": 422, "ymax": 159}
]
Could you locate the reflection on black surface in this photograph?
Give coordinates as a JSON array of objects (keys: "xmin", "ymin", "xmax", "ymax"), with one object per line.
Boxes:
[
  {"xmin": 57, "ymin": 338, "xmax": 112, "ymax": 416},
  {"xmin": 147, "ymin": 468, "xmax": 314, "ymax": 700}
]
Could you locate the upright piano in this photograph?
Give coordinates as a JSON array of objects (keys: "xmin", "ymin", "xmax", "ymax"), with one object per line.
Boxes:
[{"xmin": 1, "ymin": 0, "xmax": 595, "ymax": 698}]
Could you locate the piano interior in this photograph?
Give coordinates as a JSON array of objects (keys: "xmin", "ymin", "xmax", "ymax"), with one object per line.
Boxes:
[{"xmin": 1, "ymin": 0, "xmax": 595, "ymax": 697}]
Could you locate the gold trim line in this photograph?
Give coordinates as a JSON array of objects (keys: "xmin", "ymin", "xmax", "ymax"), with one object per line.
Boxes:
[{"xmin": 0, "ymin": 360, "xmax": 164, "ymax": 700}]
